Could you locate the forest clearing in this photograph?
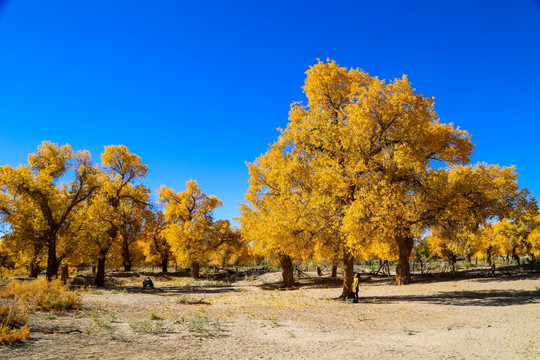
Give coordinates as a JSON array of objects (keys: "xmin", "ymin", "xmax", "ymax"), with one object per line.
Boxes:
[{"xmin": 1, "ymin": 265, "xmax": 539, "ymax": 360}]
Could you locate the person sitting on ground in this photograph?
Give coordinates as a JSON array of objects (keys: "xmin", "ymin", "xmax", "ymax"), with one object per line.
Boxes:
[{"xmin": 143, "ymin": 277, "xmax": 154, "ymax": 290}]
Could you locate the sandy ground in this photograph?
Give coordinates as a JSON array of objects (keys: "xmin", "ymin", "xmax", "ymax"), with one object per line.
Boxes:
[{"xmin": 1, "ymin": 269, "xmax": 539, "ymax": 360}]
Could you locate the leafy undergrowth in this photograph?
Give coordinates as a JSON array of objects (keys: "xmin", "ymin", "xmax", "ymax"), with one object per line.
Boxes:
[{"xmin": 0, "ymin": 278, "xmax": 82, "ymax": 346}]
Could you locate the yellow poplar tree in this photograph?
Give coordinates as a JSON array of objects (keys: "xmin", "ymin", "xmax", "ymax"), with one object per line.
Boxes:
[
  {"xmin": 85, "ymin": 145, "xmax": 149, "ymax": 286},
  {"xmin": 243, "ymin": 59, "xmax": 473, "ymax": 292},
  {"xmin": 0, "ymin": 141, "xmax": 99, "ymax": 279},
  {"xmin": 158, "ymin": 180, "xmax": 222, "ymax": 279},
  {"xmin": 141, "ymin": 209, "xmax": 174, "ymax": 273}
]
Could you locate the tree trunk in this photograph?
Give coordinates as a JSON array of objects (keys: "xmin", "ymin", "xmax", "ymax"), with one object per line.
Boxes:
[
  {"xmin": 60, "ymin": 265, "xmax": 69, "ymax": 284},
  {"xmin": 191, "ymin": 261, "xmax": 200, "ymax": 279},
  {"xmin": 330, "ymin": 264, "xmax": 338, "ymax": 278},
  {"xmin": 46, "ymin": 233, "xmax": 60, "ymax": 280},
  {"xmin": 279, "ymin": 254, "xmax": 295, "ymax": 287},
  {"xmin": 466, "ymin": 253, "xmax": 472, "ymax": 263},
  {"xmin": 448, "ymin": 253, "xmax": 456, "ymax": 277},
  {"xmin": 316, "ymin": 266, "xmax": 323, "ymax": 276},
  {"xmin": 122, "ymin": 238, "xmax": 132, "ymax": 272},
  {"xmin": 395, "ymin": 236, "xmax": 414, "ymax": 285},
  {"xmin": 94, "ymin": 255, "xmax": 107, "ymax": 287},
  {"xmin": 340, "ymin": 252, "xmax": 354, "ymax": 298},
  {"xmin": 29, "ymin": 263, "xmax": 40, "ymax": 278},
  {"xmin": 486, "ymin": 247, "xmax": 492, "ymax": 266},
  {"xmin": 161, "ymin": 254, "xmax": 169, "ymax": 273}
]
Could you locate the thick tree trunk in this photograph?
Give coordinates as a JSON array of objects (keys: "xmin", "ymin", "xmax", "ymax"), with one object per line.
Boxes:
[
  {"xmin": 161, "ymin": 255, "xmax": 169, "ymax": 273},
  {"xmin": 466, "ymin": 253, "xmax": 472, "ymax": 263},
  {"xmin": 395, "ymin": 236, "xmax": 414, "ymax": 285},
  {"xmin": 316, "ymin": 266, "xmax": 323, "ymax": 276},
  {"xmin": 340, "ymin": 252, "xmax": 354, "ymax": 298},
  {"xmin": 46, "ymin": 233, "xmax": 60, "ymax": 280},
  {"xmin": 94, "ymin": 255, "xmax": 107, "ymax": 287},
  {"xmin": 279, "ymin": 254, "xmax": 295, "ymax": 287},
  {"xmin": 330, "ymin": 264, "xmax": 338, "ymax": 278},
  {"xmin": 191, "ymin": 261, "xmax": 200, "ymax": 279}
]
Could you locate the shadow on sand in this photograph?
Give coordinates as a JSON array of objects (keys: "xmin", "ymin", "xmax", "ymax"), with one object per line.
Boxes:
[{"xmin": 358, "ymin": 288, "xmax": 540, "ymax": 307}]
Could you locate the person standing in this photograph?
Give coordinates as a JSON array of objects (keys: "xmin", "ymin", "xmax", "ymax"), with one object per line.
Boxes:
[{"xmin": 352, "ymin": 273, "xmax": 359, "ymax": 303}]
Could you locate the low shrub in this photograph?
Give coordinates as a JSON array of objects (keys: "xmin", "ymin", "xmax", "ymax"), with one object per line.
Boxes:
[
  {"xmin": 182, "ymin": 313, "xmax": 222, "ymax": 338},
  {"xmin": 1, "ymin": 278, "xmax": 82, "ymax": 312},
  {"xmin": 129, "ymin": 319, "xmax": 166, "ymax": 335},
  {"xmin": 0, "ymin": 305, "xmax": 30, "ymax": 346}
]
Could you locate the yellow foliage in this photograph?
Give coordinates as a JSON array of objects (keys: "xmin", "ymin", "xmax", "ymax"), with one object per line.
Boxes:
[
  {"xmin": 1, "ymin": 278, "xmax": 82, "ymax": 312},
  {"xmin": 241, "ymin": 59, "xmax": 533, "ymax": 286},
  {"xmin": 0, "ymin": 305, "xmax": 29, "ymax": 346},
  {"xmin": 159, "ymin": 180, "xmax": 222, "ymax": 268}
]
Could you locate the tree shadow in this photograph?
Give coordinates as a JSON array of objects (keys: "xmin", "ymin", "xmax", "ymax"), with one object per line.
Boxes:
[
  {"xmin": 359, "ymin": 288, "xmax": 540, "ymax": 307},
  {"xmin": 117, "ymin": 285, "xmax": 243, "ymax": 296}
]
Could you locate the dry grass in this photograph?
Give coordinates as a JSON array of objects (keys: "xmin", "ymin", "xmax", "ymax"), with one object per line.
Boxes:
[
  {"xmin": 0, "ymin": 278, "xmax": 82, "ymax": 346},
  {"xmin": 1, "ymin": 278, "xmax": 82, "ymax": 312}
]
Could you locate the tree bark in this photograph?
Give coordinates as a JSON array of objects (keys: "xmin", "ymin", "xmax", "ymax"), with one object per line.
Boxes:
[
  {"xmin": 94, "ymin": 255, "xmax": 107, "ymax": 287},
  {"xmin": 330, "ymin": 264, "xmax": 338, "ymax": 278},
  {"xmin": 340, "ymin": 252, "xmax": 354, "ymax": 298},
  {"xmin": 191, "ymin": 261, "xmax": 200, "ymax": 279},
  {"xmin": 46, "ymin": 233, "xmax": 60, "ymax": 280},
  {"xmin": 395, "ymin": 236, "xmax": 414, "ymax": 285},
  {"xmin": 279, "ymin": 254, "xmax": 295, "ymax": 287},
  {"xmin": 161, "ymin": 255, "xmax": 169, "ymax": 273}
]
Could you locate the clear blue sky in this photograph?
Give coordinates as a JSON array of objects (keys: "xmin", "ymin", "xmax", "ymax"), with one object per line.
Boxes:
[{"xmin": 1, "ymin": 0, "xmax": 539, "ymax": 223}]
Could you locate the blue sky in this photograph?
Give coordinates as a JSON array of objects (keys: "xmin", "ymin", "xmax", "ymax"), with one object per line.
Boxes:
[{"xmin": 1, "ymin": 0, "xmax": 539, "ymax": 223}]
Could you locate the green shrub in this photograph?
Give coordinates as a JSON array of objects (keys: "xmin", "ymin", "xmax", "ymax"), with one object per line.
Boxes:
[{"xmin": 182, "ymin": 313, "xmax": 222, "ymax": 338}]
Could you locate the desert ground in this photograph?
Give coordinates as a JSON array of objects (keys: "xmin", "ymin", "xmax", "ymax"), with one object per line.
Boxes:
[{"xmin": 1, "ymin": 267, "xmax": 539, "ymax": 360}]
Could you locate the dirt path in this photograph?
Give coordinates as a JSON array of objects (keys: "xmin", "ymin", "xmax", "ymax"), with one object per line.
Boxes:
[{"xmin": 1, "ymin": 272, "xmax": 539, "ymax": 359}]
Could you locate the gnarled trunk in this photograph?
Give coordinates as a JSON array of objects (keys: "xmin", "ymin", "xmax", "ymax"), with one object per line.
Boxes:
[
  {"xmin": 279, "ymin": 254, "xmax": 295, "ymax": 287},
  {"xmin": 396, "ymin": 236, "xmax": 414, "ymax": 285},
  {"xmin": 191, "ymin": 261, "xmax": 200, "ymax": 279},
  {"xmin": 340, "ymin": 251, "xmax": 354, "ymax": 298}
]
